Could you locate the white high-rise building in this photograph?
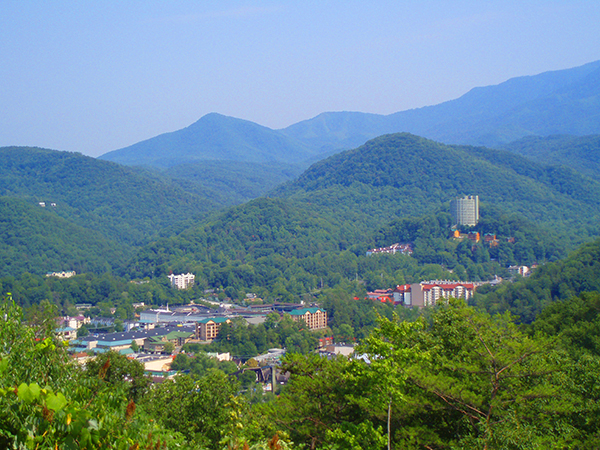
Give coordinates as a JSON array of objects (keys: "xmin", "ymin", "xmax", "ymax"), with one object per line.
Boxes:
[
  {"xmin": 450, "ymin": 195, "xmax": 479, "ymax": 226},
  {"xmin": 168, "ymin": 273, "xmax": 195, "ymax": 289}
]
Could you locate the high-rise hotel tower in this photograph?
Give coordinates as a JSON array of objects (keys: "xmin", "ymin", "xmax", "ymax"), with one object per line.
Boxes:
[{"xmin": 450, "ymin": 195, "xmax": 479, "ymax": 226}]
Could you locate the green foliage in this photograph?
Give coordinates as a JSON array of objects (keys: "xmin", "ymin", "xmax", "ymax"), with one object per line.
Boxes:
[
  {"xmin": 474, "ymin": 238, "xmax": 600, "ymax": 322},
  {"xmin": 0, "ymin": 295, "xmax": 190, "ymax": 449},
  {"xmin": 274, "ymin": 133, "xmax": 600, "ymax": 252},
  {"xmin": 0, "ymin": 197, "xmax": 126, "ymax": 276},
  {"xmin": 0, "ymin": 146, "xmax": 214, "ymax": 249},
  {"xmin": 274, "ymin": 353, "xmax": 368, "ymax": 449},
  {"xmin": 84, "ymin": 351, "xmax": 151, "ymax": 401},
  {"xmin": 502, "ymin": 134, "xmax": 600, "ymax": 179},
  {"xmin": 1, "ymin": 271, "xmax": 207, "ymax": 314},
  {"xmin": 141, "ymin": 371, "xmax": 240, "ymax": 449},
  {"xmin": 164, "ymin": 159, "xmax": 305, "ymax": 207}
]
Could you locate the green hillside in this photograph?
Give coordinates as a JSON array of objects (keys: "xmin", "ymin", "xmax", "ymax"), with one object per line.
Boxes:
[
  {"xmin": 0, "ymin": 147, "xmax": 215, "ymax": 246},
  {"xmin": 274, "ymin": 133, "xmax": 600, "ymax": 248},
  {"xmin": 502, "ymin": 134, "xmax": 600, "ymax": 178},
  {"xmin": 474, "ymin": 238, "xmax": 600, "ymax": 323},
  {"xmin": 0, "ymin": 197, "xmax": 126, "ymax": 276},
  {"xmin": 100, "ymin": 113, "xmax": 316, "ymax": 168},
  {"xmin": 126, "ymin": 133, "xmax": 600, "ymax": 300},
  {"xmin": 163, "ymin": 160, "xmax": 305, "ymax": 207}
]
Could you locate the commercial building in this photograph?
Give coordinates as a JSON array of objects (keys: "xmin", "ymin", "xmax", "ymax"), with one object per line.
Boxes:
[
  {"xmin": 168, "ymin": 273, "xmax": 195, "ymax": 289},
  {"xmin": 289, "ymin": 307, "xmax": 328, "ymax": 330},
  {"xmin": 450, "ymin": 195, "xmax": 479, "ymax": 226},
  {"xmin": 196, "ymin": 317, "xmax": 232, "ymax": 341},
  {"xmin": 409, "ymin": 281, "xmax": 475, "ymax": 307}
]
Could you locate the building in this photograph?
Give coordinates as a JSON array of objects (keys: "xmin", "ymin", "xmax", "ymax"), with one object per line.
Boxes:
[
  {"xmin": 144, "ymin": 330, "xmax": 195, "ymax": 353},
  {"xmin": 46, "ymin": 270, "xmax": 76, "ymax": 278},
  {"xmin": 196, "ymin": 317, "xmax": 232, "ymax": 341},
  {"xmin": 289, "ymin": 307, "xmax": 328, "ymax": 330},
  {"xmin": 168, "ymin": 273, "xmax": 195, "ymax": 289},
  {"xmin": 393, "ymin": 284, "xmax": 412, "ymax": 305},
  {"xmin": 367, "ymin": 289, "xmax": 394, "ymax": 303},
  {"xmin": 409, "ymin": 280, "xmax": 476, "ymax": 307},
  {"xmin": 71, "ymin": 326, "xmax": 194, "ymax": 354},
  {"xmin": 366, "ymin": 243, "xmax": 413, "ymax": 256},
  {"xmin": 450, "ymin": 195, "xmax": 479, "ymax": 226}
]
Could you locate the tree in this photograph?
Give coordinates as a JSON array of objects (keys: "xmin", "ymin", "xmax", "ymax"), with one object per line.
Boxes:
[
  {"xmin": 368, "ymin": 299, "xmax": 576, "ymax": 449},
  {"xmin": 356, "ymin": 314, "xmax": 427, "ymax": 450},
  {"xmin": 163, "ymin": 341, "xmax": 175, "ymax": 354},
  {"xmin": 0, "ymin": 295, "xmax": 190, "ymax": 449},
  {"xmin": 141, "ymin": 371, "xmax": 240, "ymax": 449},
  {"xmin": 84, "ymin": 351, "xmax": 151, "ymax": 401},
  {"xmin": 275, "ymin": 353, "xmax": 368, "ymax": 450}
]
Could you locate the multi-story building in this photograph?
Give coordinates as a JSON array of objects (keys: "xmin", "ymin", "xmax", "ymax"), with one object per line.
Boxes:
[
  {"xmin": 450, "ymin": 195, "xmax": 479, "ymax": 226},
  {"xmin": 196, "ymin": 317, "xmax": 231, "ymax": 341},
  {"xmin": 409, "ymin": 281, "xmax": 475, "ymax": 307},
  {"xmin": 46, "ymin": 270, "xmax": 76, "ymax": 278},
  {"xmin": 168, "ymin": 273, "xmax": 195, "ymax": 289},
  {"xmin": 289, "ymin": 307, "xmax": 328, "ymax": 330}
]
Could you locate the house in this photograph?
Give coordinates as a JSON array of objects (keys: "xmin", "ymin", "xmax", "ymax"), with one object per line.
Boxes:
[
  {"xmin": 56, "ymin": 326, "xmax": 77, "ymax": 340},
  {"xmin": 58, "ymin": 315, "xmax": 90, "ymax": 330},
  {"xmin": 452, "ymin": 230, "xmax": 480, "ymax": 243},
  {"xmin": 289, "ymin": 307, "xmax": 328, "ymax": 330},
  {"xmin": 367, "ymin": 289, "xmax": 394, "ymax": 303},
  {"xmin": 483, "ymin": 233, "xmax": 499, "ymax": 247},
  {"xmin": 508, "ymin": 265, "xmax": 531, "ymax": 277},
  {"xmin": 46, "ymin": 270, "xmax": 76, "ymax": 278}
]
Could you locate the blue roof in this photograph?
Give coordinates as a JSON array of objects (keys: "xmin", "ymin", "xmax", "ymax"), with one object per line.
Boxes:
[{"xmin": 289, "ymin": 307, "xmax": 324, "ymax": 316}]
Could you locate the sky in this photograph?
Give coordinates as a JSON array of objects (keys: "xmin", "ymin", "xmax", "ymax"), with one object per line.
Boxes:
[{"xmin": 1, "ymin": 1, "xmax": 600, "ymax": 157}]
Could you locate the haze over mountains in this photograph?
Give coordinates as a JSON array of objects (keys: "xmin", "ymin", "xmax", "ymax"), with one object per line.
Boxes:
[{"xmin": 100, "ymin": 59, "xmax": 600, "ymax": 168}]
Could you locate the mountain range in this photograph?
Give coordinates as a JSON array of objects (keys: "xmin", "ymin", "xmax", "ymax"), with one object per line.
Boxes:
[
  {"xmin": 100, "ymin": 59, "xmax": 600, "ymax": 168},
  {"xmin": 3, "ymin": 59, "xmax": 600, "ymax": 279}
]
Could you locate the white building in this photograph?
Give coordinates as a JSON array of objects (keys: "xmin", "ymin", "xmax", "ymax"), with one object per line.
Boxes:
[
  {"xmin": 450, "ymin": 195, "xmax": 479, "ymax": 226},
  {"xmin": 168, "ymin": 273, "xmax": 195, "ymax": 289}
]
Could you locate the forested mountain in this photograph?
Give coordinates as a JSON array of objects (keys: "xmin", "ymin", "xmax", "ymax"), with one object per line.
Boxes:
[
  {"xmin": 284, "ymin": 59, "xmax": 600, "ymax": 149},
  {"xmin": 162, "ymin": 160, "xmax": 305, "ymax": 207},
  {"xmin": 0, "ymin": 197, "xmax": 126, "ymax": 276},
  {"xmin": 274, "ymin": 133, "xmax": 600, "ymax": 248},
  {"xmin": 0, "ymin": 147, "xmax": 213, "ymax": 248},
  {"xmin": 98, "ymin": 60, "xmax": 600, "ymax": 176},
  {"xmin": 126, "ymin": 133, "xmax": 600, "ymax": 301},
  {"xmin": 502, "ymin": 134, "xmax": 600, "ymax": 178},
  {"xmin": 99, "ymin": 113, "xmax": 316, "ymax": 168},
  {"xmin": 474, "ymin": 237, "xmax": 600, "ymax": 322}
]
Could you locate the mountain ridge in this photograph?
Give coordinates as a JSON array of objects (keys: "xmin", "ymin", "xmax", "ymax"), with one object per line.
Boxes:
[{"xmin": 99, "ymin": 60, "xmax": 600, "ymax": 171}]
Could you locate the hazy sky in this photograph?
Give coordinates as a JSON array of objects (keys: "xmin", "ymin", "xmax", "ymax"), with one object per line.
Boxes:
[{"xmin": 1, "ymin": 1, "xmax": 599, "ymax": 157}]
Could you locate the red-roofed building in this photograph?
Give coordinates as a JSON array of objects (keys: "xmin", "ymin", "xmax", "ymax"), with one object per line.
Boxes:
[
  {"xmin": 367, "ymin": 289, "xmax": 394, "ymax": 303},
  {"xmin": 393, "ymin": 284, "xmax": 412, "ymax": 305},
  {"xmin": 410, "ymin": 280, "xmax": 475, "ymax": 307}
]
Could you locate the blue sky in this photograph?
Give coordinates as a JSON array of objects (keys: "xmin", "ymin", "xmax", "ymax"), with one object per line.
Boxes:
[{"xmin": 1, "ymin": 1, "xmax": 599, "ymax": 157}]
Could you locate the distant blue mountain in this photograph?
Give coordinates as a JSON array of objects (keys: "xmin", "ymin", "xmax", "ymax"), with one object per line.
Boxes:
[
  {"xmin": 283, "ymin": 59, "xmax": 600, "ymax": 150},
  {"xmin": 100, "ymin": 60, "xmax": 600, "ymax": 168},
  {"xmin": 100, "ymin": 113, "xmax": 315, "ymax": 168}
]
